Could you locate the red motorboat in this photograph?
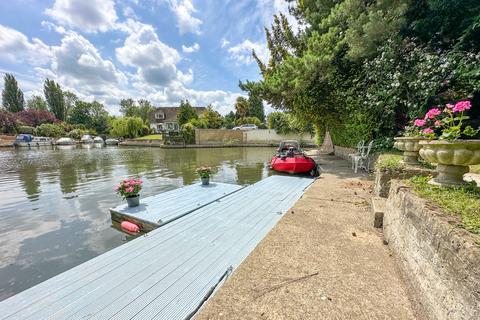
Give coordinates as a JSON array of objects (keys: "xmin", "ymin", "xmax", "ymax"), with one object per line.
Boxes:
[{"xmin": 270, "ymin": 140, "xmax": 319, "ymax": 176}]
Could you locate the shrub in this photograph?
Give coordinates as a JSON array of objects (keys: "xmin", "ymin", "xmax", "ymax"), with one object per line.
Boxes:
[
  {"xmin": 17, "ymin": 126, "xmax": 35, "ymax": 134},
  {"xmin": 16, "ymin": 109, "xmax": 57, "ymax": 127},
  {"xmin": 235, "ymin": 116, "xmax": 261, "ymax": 127},
  {"xmin": 36, "ymin": 123, "xmax": 65, "ymax": 137},
  {"xmin": 110, "ymin": 117, "xmax": 144, "ymax": 138},
  {"xmin": 267, "ymin": 112, "xmax": 291, "ymax": 134},
  {"xmin": 0, "ymin": 111, "xmax": 18, "ymax": 133},
  {"xmin": 142, "ymin": 125, "xmax": 151, "ymax": 136},
  {"xmin": 181, "ymin": 123, "xmax": 196, "ymax": 144},
  {"xmin": 67, "ymin": 129, "xmax": 87, "ymax": 140}
]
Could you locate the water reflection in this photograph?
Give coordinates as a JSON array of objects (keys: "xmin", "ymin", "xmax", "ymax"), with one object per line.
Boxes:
[{"xmin": 0, "ymin": 146, "xmax": 275, "ymax": 300}]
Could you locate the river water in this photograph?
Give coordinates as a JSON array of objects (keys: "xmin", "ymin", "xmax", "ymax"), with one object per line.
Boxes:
[{"xmin": 0, "ymin": 145, "xmax": 275, "ymax": 301}]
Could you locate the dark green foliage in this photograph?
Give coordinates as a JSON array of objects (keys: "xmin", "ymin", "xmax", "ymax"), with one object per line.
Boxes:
[
  {"xmin": 36, "ymin": 123, "xmax": 65, "ymax": 137},
  {"xmin": 27, "ymin": 96, "xmax": 48, "ymax": 111},
  {"xmin": 177, "ymin": 100, "xmax": 198, "ymax": 126},
  {"xmin": 200, "ymin": 106, "xmax": 224, "ymax": 129},
  {"xmin": 223, "ymin": 111, "xmax": 236, "ymax": 129},
  {"xmin": 245, "ymin": 0, "xmax": 480, "ymax": 147},
  {"xmin": 69, "ymin": 100, "xmax": 110, "ymax": 134},
  {"xmin": 43, "ymin": 79, "xmax": 66, "ymax": 121},
  {"xmin": 119, "ymin": 98, "xmax": 154, "ymax": 123},
  {"xmin": 17, "ymin": 126, "xmax": 35, "ymax": 134},
  {"xmin": 181, "ymin": 123, "xmax": 196, "ymax": 144},
  {"xmin": 2, "ymin": 74, "xmax": 24, "ymax": 112}
]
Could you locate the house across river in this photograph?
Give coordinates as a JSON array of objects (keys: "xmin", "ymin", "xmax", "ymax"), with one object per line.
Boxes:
[{"xmin": 150, "ymin": 106, "xmax": 206, "ymax": 133}]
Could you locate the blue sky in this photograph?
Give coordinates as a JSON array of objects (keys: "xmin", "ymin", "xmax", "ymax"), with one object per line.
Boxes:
[{"xmin": 0, "ymin": 0, "xmax": 294, "ymax": 114}]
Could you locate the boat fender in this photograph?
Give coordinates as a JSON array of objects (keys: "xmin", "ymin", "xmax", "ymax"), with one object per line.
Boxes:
[{"xmin": 121, "ymin": 221, "xmax": 140, "ymax": 233}]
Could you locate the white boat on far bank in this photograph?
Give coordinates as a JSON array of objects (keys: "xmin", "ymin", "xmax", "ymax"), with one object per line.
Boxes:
[
  {"xmin": 93, "ymin": 137, "xmax": 104, "ymax": 144},
  {"xmin": 55, "ymin": 137, "xmax": 76, "ymax": 145},
  {"xmin": 13, "ymin": 135, "xmax": 53, "ymax": 147},
  {"xmin": 105, "ymin": 138, "xmax": 119, "ymax": 145},
  {"xmin": 81, "ymin": 135, "xmax": 94, "ymax": 144}
]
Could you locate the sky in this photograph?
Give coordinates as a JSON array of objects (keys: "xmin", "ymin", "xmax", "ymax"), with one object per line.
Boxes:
[{"xmin": 0, "ymin": 0, "xmax": 295, "ymax": 115}]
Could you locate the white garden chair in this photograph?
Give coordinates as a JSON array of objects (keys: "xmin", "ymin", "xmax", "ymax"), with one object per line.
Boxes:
[
  {"xmin": 349, "ymin": 140, "xmax": 365, "ymax": 169},
  {"xmin": 353, "ymin": 140, "xmax": 374, "ymax": 173}
]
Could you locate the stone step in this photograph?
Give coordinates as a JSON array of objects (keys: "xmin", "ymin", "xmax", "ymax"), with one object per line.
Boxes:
[{"xmin": 372, "ymin": 196, "xmax": 386, "ymax": 228}]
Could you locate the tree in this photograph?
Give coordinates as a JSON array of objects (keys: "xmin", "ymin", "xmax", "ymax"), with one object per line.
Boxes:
[
  {"xmin": 246, "ymin": 94, "xmax": 265, "ymax": 122},
  {"xmin": 137, "ymin": 99, "xmax": 154, "ymax": 123},
  {"xmin": 27, "ymin": 95, "xmax": 48, "ymax": 111},
  {"xmin": 44, "ymin": 79, "xmax": 66, "ymax": 121},
  {"xmin": 16, "ymin": 109, "xmax": 57, "ymax": 127},
  {"xmin": 177, "ymin": 100, "xmax": 198, "ymax": 126},
  {"xmin": 110, "ymin": 116, "xmax": 144, "ymax": 138},
  {"xmin": 69, "ymin": 100, "xmax": 109, "ymax": 134},
  {"xmin": 234, "ymin": 97, "xmax": 249, "ymax": 120},
  {"xmin": 119, "ymin": 98, "xmax": 137, "ymax": 117},
  {"xmin": 63, "ymin": 91, "xmax": 78, "ymax": 119},
  {"xmin": 224, "ymin": 111, "xmax": 236, "ymax": 129},
  {"xmin": 200, "ymin": 106, "xmax": 224, "ymax": 129},
  {"xmin": 2, "ymin": 74, "xmax": 24, "ymax": 112}
]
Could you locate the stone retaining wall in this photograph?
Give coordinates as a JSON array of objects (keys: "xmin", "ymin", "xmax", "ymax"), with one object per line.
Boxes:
[
  {"xmin": 333, "ymin": 146, "xmax": 355, "ymax": 160},
  {"xmin": 384, "ymin": 180, "xmax": 480, "ymax": 320},
  {"xmin": 195, "ymin": 129, "xmax": 316, "ymax": 145},
  {"xmin": 374, "ymin": 167, "xmax": 436, "ymax": 198}
]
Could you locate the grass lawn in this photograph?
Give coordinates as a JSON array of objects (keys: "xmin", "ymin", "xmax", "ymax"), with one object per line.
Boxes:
[
  {"xmin": 409, "ymin": 176, "xmax": 480, "ymax": 235},
  {"xmin": 375, "ymin": 153, "xmax": 404, "ymax": 171},
  {"xmin": 135, "ymin": 134, "xmax": 163, "ymax": 140}
]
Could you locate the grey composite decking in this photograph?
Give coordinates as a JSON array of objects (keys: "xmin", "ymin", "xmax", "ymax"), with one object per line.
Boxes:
[
  {"xmin": 110, "ymin": 182, "xmax": 243, "ymax": 232},
  {"xmin": 0, "ymin": 175, "xmax": 315, "ymax": 320}
]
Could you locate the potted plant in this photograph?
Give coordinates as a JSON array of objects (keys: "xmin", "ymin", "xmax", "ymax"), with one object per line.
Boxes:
[
  {"xmin": 197, "ymin": 166, "xmax": 212, "ymax": 185},
  {"xmin": 115, "ymin": 177, "xmax": 143, "ymax": 207},
  {"xmin": 394, "ymin": 122, "xmax": 427, "ymax": 165},
  {"xmin": 416, "ymin": 100, "xmax": 479, "ymax": 186}
]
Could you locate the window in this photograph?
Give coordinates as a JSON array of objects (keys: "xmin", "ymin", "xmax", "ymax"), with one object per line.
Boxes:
[
  {"xmin": 155, "ymin": 112, "xmax": 165, "ymax": 119},
  {"xmin": 157, "ymin": 124, "xmax": 164, "ymax": 131}
]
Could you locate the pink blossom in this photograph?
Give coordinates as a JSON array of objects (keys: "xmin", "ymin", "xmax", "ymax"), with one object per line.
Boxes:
[
  {"xmin": 414, "ymin": 119, "xmax": 426, "ymax": 127},
  {"xmin": 125, "ymin": 186, "xmax": 134, "ymax": 193},
  {"xmin": 446, "ymin": 103, "xmax": 454, "ymax": 109},
  {"xmin": 114, "ymin": 185, "xmax": 120, "ymax": 191},
  {"xmin": 434, "ymin": 120, "xmax": 441, "ymax": 127},
  {"xmin": 452, "ymin": 100, "xmax": 472, "ymax": 113},
  {"xmin": 425, "ymin": 108, "xmax": 441, "ymax": 119},
  {"xmin": 423, "ymin": 128, "xmax": 434, "ymax": 134}
]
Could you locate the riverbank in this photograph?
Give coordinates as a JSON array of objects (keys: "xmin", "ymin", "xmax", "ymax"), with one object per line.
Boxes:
[
  {"xmin": 196, "ymin": 154, "xmax": 424, "ymax": 319},
  {"xmin": 119, "ymin": 140, "xmax": 317, "ymax": 148}
]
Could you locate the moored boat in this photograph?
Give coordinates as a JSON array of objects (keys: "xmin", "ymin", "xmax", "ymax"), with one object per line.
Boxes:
[
  {"xmin": 13, "ymin": 134, "xmax": 53, "ymax": 147},
  {"xmin": 55, "ymin": 137, "xmax": 76, "ymax": 145},
  {"xmin": 270, "ymin": 140, "xmax": 319, "ymax": 176},
  {"xmin": 81, "ymin": 134, "xmax": 94, "ymax": 144},
  {"xmin": 93, "ymin": 136, "xmax": 104, "ymax": 144},
  {"xmin": 105, "ymin": 138, "xmax": 119, "ymax": 145}
]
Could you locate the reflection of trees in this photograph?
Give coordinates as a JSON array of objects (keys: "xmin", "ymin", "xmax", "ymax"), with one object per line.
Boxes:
[
  {"xmin": 18, "ymin": 164, "xmax": 40, "ymax": 201},
  {"xmin": 235, "ymin": 163, "xmax": 264, "ymax": 185}
]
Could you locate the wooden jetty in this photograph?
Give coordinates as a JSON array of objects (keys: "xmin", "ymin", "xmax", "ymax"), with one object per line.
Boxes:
[
  {"xmin": 0, "ymin": 175, "xmax": 315, "ymax": 320},
  {"xmin": 110, "ymin": 182, "xmax": 243, "ymax": 232}
]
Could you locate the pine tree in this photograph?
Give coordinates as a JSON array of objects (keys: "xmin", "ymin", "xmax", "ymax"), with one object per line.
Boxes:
[
  {"xmin": 2, "ymin": 74, "xmax": 24, "ymax": 112},
  {"xmin": 177, "ymin": 100, "xmax": 198, "ymax": 126}
]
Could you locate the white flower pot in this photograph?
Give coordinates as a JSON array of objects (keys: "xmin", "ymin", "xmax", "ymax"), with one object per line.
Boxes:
[{"xmin": 419, "ymin": 140, "xmax": 480, "ymax": 186}]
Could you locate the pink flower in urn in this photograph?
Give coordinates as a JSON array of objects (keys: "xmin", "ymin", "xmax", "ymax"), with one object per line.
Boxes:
[
  {"xmin": 126, "ymin": 186, "xmax": 134, "ymax": 193},
  {"xmin": 423, "ymin": 128, "xmax": 434, "ymax": 134},
  {"xmin": 446, "ymin": 103, "xmax": 454, "ymax": 109},
  {"xmin": 424, "ymin": 108, "xmax": 441, "ymax": 119},
  {"xmin": 414, "ymin": 119, "xmax": 426, "ymax": 127},
  {"xmin": 434, "ymin": 120, "xmax": 441, "ymax": 127},
  {"xmin": 452, "ymin": 100, "xmax": 472, "ymax": 113}
]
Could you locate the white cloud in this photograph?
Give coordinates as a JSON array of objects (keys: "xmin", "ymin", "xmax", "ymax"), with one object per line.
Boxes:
[
  {"xmin": 45, "ymin": 0, "xmax": 118, "ymax": 33},
  {"xmin": 168, "ymin": 0, "xmax": 202, "ymax": 34},
  {"xmin": 227, "ymin": 39, "xmax": 269, "ymax": 65},
  {"xmin": 0, "ymin": 25, "xmax": 52, "ymax": 65},
  {"xmin": 221, "ymin": 38, "xmax": 230, "ymax": 48},
  {"xmin": 182, "ymin": 43, "xmax": 200, "ymax": 53},
  {"xmin": 116, "ymin": 21, "xmax": 190, "ymax": 87}
]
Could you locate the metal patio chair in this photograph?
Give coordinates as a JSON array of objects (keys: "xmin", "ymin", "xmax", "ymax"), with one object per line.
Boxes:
[{"xmin": 353, "ymin": 140, "xmax": 374, "ymax": 173}]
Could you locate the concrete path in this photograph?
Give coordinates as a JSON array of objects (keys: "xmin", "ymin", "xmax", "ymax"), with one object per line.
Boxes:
[{"xmin": 196, "ymin": 155, "xmax": 424, "ymax": 320}]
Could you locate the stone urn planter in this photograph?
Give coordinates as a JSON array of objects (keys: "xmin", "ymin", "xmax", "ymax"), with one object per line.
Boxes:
[
  {"xmin": 419, "ymin": 140, "xmax": 480, "ymax": 186},
  {"xmin": 394, "ymin": 137, "xmax": 426, "ymax": 165}
]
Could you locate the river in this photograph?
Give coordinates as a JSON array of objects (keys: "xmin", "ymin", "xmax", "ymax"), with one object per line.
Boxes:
[{"xmin": 0, "ymin": 145, "xmax": 275, "ymax": 301}]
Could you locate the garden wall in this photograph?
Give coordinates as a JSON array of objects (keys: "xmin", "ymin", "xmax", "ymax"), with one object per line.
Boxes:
[
  {"xmin": 374, "ymin": 167, "xmax": 435, "ymax": 198},
  {"xmin": 384, "ymin": 180, "xmax": 480, "ymax": 320},
  {"xmin": 195, "ymin": 129, "xmax": 316, "ymax": 145},
  {"xmin": 333, "ymin": 146, "xmax": 355, "ymax": 160}
]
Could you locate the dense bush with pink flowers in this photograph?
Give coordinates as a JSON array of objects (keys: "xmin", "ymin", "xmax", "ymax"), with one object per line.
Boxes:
[
  {"xmin": 15, "ymin": 109, "xmax": 57, "ymax": 127},
  {"xmin": 406, "ymin": 100, "xmax": 479, "ymax": 140},
  {"xmin": 115, "ymin": 178, "xmax": 143, "ymax": 199}
]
